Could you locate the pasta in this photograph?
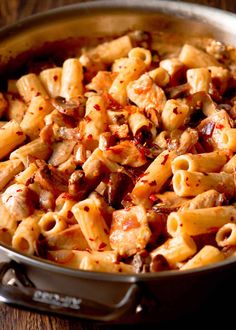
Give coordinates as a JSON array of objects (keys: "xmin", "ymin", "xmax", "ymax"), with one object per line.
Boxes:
[{"xmin": 0, "ymin": 30, "xmax": 236, "ymax": 274}]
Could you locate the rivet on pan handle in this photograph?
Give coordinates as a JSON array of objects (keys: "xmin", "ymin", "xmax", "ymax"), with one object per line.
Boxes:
[{"xmin": 0, "ymin": 261, "xmax": 140, "ymax": 321}]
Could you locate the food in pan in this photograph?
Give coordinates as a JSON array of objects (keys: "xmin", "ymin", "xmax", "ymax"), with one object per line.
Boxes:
[{"xmin": 0, "ymin": 31, "xmax": 236, "ymax": 273}]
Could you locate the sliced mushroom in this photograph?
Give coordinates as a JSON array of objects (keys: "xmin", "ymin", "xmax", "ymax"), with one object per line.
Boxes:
[{"xmin": 103, "ymin": 172, "xmax": 134, "ymax": 209}]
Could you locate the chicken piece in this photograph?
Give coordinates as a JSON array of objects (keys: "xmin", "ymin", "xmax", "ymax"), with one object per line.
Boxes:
[
  {"xmin": 103, "ymin": 140, "xmax": 147, "ymax": 167},
  {"xmin": 39, "ymin": 224, "xmax": 89, "ymax": 252},
  {"xmin": 127, "ymin": 73, "xmax": 166, "ymax": 112},
  {"xmin": 180, "ymin": 190, "xmax": 225, "ymax": 211},
  {"xmin": 109, "ymin": 205, "xmax": 151, "ymax": 257},
  {"xmin": 1, "ymin": 183, "xmax": 35, "ymax": 220}
]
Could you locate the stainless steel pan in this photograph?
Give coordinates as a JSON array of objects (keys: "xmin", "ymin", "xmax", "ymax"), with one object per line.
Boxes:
[{"xmin": 0, "ymin": 0, "xmax": 236, "ymax": 324}]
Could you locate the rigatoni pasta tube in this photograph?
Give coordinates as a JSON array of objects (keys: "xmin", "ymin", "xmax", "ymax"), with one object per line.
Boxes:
[
  {"xmin": 181, "ymin": 246, "xmax": 224, "ymax": 271},
  {"xmin": 12, "ymin": 211, "xmax": 43, "ymax": 255},
  {"xmin": 15, "ymin": 163, "xmax": 38, "ymax": 185},
  {"xmin": 173, "ymin": 170, "xmax": 235, "ymax": 198},
  {"xmin": 167, "ymin": 206, "xmax": 236, "ymax": 237},
  {"xmin": 43, "ymin": 225, "xmax": 89, "ymax": 251},
  {"xmin": 0, "ymin": 120, "xmax": 26, "ymax": 160},
  {"xmin": 38, "ymin": 212, "xmax": 67, "ymax": 237},
  {"xmin": 80, "ymin": 255, "xmax": 134, "ymax": 273},
  {"xmin": 219, "ymin": 128, "xmax": 236, "ymax": 152},
  {"xmin": 148, "ymin": 67, "xmax": 170, "ymax": 87},
  {"xmin": 72, "ymin": 198, "xmax": 111, "ymax": 251},
  {"xmin": 161, "ymin": 99, "xmax": 190, "ymax": 131},
  {"xmin": 87, "ymin": 35, "xmax": 132, "ymax": 64},
  {"xmin": 16, "ymin": 73, "xmax": 48, "ymax": 103},
  {"xmin": 20, "ymin": 96, "xmax": 54, "ymax": 140},
  {"xmin": 216, "ymin": 223, "xmax": 236, "ymax": 247},
  {"xmin": 187, "ymin": 68, "xmax": 211, "ymax": 94},
  {"xmin": 179, "ymin": 44, "xmax": 220, "ymax": 68},
  {"xmin": 222, "ymin": 154, "xmax": 236, "ymax": 173},
  {"xmin": 109, "ymin": 57, "xmax": 146, "ymax": 105},
  {"xmin": 132, "ymin": 150, "xmax": 177, "ymax": 206},
  {"xmin": 81, "ymin": 95, "xmax": 108, "ymax": 150},
  {"xmin": 60, "ymin": 58, "xmax": 83, "ymax": 99},
  {"xmin": 48, "ymin": 250, "xmax": 117, "ymax": 269},
  {"xmin": 39, "ymin": 67, "xmax": 62, "ymax": 98},
  {"xmin": 0, "ymin": 159, "xmax": 24, "ymax": 190},
  {"xmin": 150, "ymin": 234, "xmax": 197, "ymax": 266},
  {"xmin": 5, "ymin": 94, "xmax": 27, "ymax": 123},
  {"xmin": 171, "ymin": 150, "xmax": 229, "ymax": 173},
  {"xmin": 128, "ymin": 47, "xmax": 152, "ymax": 67},
  {"xmin": 10, "ymin": 138, "xmax": 52, "ymax": 167},
  {"xmin": 0, "ymin": 199, "xmax": 18, "ymax": 244},
  {"xmin": 128, "ymin": 112, "xmax": 156, "ymax": 140}
]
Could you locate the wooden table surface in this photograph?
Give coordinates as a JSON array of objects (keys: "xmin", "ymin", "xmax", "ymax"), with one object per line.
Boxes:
[{"xmin": 0, "ymin": 0, "xmax": 236, "ymax": 329}]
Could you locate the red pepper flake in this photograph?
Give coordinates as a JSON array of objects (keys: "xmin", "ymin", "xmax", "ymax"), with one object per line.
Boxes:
[
  {"xmin": 85, "ymin": 248, "xmax": 92, "ymax": 253},
  {"xmin": 60, "ymin": 193, "xmax": 75, "ymax": 201},
  {"xmin": 25, "ymin": 176, "xmax": 35, "ymax": 186},
  {"xmin": 84, "ymin": 206, "xmax": 90, "ymax": 212},
  {"xmin": 98, "ymin": 242, "xmax": 107, "ymax": 250},
  {"xmin": 104, "ymin": 228, "xmax": 109, "ymax": 235},
  {"xmin": 89, "ymin": 238, "xmax": 95, "ymax": 241},
  {"xmin": 230, "ymin": 217, "xmax": 234, "ymax": 221},
  {"xmin": 149, "ymin": 194, "xmax": 158, "ymax": 202},
  {"xmin": 39, "ymin": 106, "xmax": 43, "ymax": 111},
  {"xmin": 67, "ymin": 210, "xmax": 73, "ymax": 219},
  {"xmin": 141, "ymin": 179, "xmax": 148, "ymax": 183},
  {"xmin": 103, "ymin": 92, "xmax": 123, "ymax": 110},
  {"xmin": 114, "ymin": 260, "xmax": 120, "ymax": 265},
  {"xmin": 16, "ymin": 131, "xmax": 23, "ymax": 136},
  {"xmin": 215, "ymin": 123, "xmax": 224, "ymax": 129},
  {"xmin": 94, "ymin": 104, "xmax": 101, "ymax": 111},
  {"xmin": 196, "ymin": 183, "xmax": 199, "ymax": 187},
  {"xmin": 161, "ymin": 154, "xmax": 169, "ymax": 165},
  {"xmin": 138, "ymin": 172, "xmax": 148, "ymax": 180},
  {"xmin": 118, "ymin": 268, "xmax": 122, "ymax": 272},
  {"xmin": 119, "ymin": 80, "xmax": 124, "ymax": 83},
  {"xmin": 208, "ymin": 227, "xmax": 219, "ymax": 233},
  {"xmin": 87, "ymin": 134, "xmax": 93, "ymax": 140},
  {"xmin": 16, "ymin": 189, "xmax": 23, "ymax": 192},
  {"xmin": 95, "ymin": 260, "xmax": 99, "ymax": 264},
  {"xmin": 173, "ymin": 107, "xmax": 178, "ymax": 114},
  {"xmin": 149, "ymin": 180, "xmax": 156, "ymax": 187},
  {"xmin": 53, "ymin": 75, "xmax": 58, "ymax": 81},
  {"xmin": 36, "ymin": 92, "xmax": 41, "ymax": 96},
  {"xmin": 84, "ymin": 115, "xmax": 91, "ymax": 123}
]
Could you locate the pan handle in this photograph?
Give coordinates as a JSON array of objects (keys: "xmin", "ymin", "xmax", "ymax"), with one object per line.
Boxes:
[{"xmin": 0, "ymin": 261, "xmax": 140, "ymax": 321}]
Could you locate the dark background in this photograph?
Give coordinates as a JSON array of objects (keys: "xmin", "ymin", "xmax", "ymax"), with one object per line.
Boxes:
[{"xmin": 0, "ymin": 0, "xmax": 235, "ymax": 329}]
